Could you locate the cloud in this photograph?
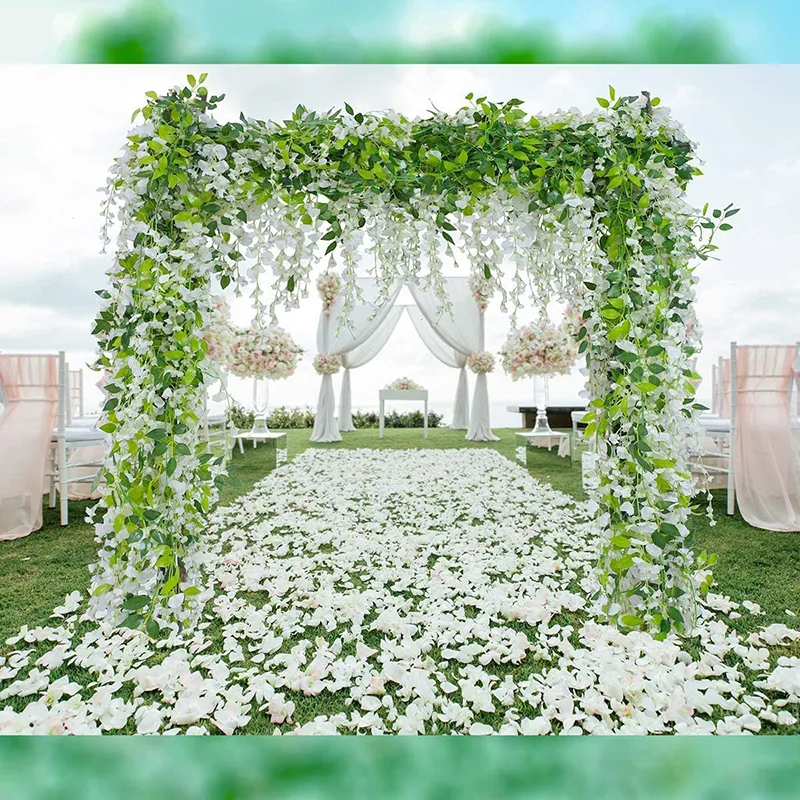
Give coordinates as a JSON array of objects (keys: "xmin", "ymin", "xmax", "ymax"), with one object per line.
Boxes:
[
  {"xmin": 1, "ymin": 63, "xmax": 799, "ymax": 421},
  {"xmin": 767, "ymin": 158, "xmax": 800, "ymax": 176},
  {"xmin": 2, "ymin": 258, "xmax": 108, "ymax": 316},
  {"xmin": 545, "ymin": 69, "xmax": 576, "ymax": 90},
  {"xmin": 0, "ymin": 304, "xmax": 96, "ymax": 353},
  {"xmin": 671, "ymin": 84, "xmax": 701, "ymax": 106}
]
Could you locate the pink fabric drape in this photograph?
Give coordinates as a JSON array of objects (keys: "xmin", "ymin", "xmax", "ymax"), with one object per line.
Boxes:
[
  {"xmin": 734, "ymin": 346, "xmax": 800, "ymax": 532},
  {"xmin": 0, "ymin": 355, "xmax": 58, "ymax": 541}
]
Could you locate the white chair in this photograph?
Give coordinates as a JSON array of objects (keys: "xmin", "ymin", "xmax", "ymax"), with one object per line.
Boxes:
[
  {"xmin": 201, "ymin": 395, "xmax": 235, "ymax": 459},
  {"xmin": 67, "ymin": 367, "xmax": 83, "ymax": 423},
  {"xmin": 691, "ymin": 353, "xmax": 734, "ymax": 514},
  {"xmin": 570, "ymin": 409, "xmax": 590, "ymax": 465},
  {"xmin": 47, "ymin": 352, "xmax": 106, "ymax": 526},
  {"xmin": 710, "ymin": 361, "xmax": 718, "ymax": 416}
]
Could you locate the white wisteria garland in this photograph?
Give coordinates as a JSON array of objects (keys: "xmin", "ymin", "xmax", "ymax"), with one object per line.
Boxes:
[{"xmin": 95, "ymin": 77, "xmax": 734, "ymax": 636}]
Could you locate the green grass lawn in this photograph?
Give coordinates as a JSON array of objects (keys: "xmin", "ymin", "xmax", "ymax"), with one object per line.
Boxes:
[{"xmin": 2, "ymin": 426, "xmax": 798, "ymax": 653}]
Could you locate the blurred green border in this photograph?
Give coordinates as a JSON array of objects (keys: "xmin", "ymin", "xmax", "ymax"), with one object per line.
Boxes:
[
  {"xmin": 1, "ymin": 738, "xmax": 799, "ymax": 799},
  {"xmin": 66, "ymin": 0, "xmax": 739, "ymax": 63}
]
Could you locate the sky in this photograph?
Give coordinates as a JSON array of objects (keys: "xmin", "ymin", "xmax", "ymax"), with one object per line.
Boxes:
[
  {"xmin": 1, "ymin": 64, "xmax": 798, "ymax": 427},
  {"xmin": 2, "ymin": 0, "xmax": 800, "ymax": 62}
]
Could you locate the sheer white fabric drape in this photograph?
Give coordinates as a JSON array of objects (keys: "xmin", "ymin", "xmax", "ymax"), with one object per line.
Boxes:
[
  {"xmin": 339, "ymin": 305, "xmax": 404, "ymax": 432},
  {"xmin": 311, "ymin": 279, "xmax": 403, "ymax": 442},
  {"xmin": 734, "ymin": 345, "xmax": 800, "ymax": 532},
  {"xmin": 407, "ymin": 277, "xmax": 495, "ymax": 440},
  {"xmin": 405, "ymin": 306, "xmax": 469, "ymax": 430}
]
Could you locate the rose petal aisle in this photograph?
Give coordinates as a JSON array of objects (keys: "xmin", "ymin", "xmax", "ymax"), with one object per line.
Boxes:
[{"xmin": 1, "ymin": 449, "xmax": 798, "ymax": 735}]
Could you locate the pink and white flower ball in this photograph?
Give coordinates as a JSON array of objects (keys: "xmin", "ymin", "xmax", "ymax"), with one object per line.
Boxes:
[
  {"xmin": 467, "ymin": 351, "xmax": 495, "ymax": 374},
  {"xmin": 228, "ymin": 326, "xmax": 302, "ymax": 380},
  {"xmin": 499, "ymin": 323, "xmax": 578, "ymax": 380},
  {"xmin": 313, "ymin": 353, "xmax": 342, "ymax": 375}
]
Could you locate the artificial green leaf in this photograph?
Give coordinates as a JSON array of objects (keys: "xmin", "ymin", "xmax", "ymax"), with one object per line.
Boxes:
[{"xmin": 607, "ymin": 320, "xmax": 631, "ymax": 341}]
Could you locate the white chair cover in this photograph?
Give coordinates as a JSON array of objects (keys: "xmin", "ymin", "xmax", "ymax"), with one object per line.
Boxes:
[
  {"xmin": 734, "ymin": 345, "xmax": 800, "ymax": 531},
  {"xmin": 0, "ymin": 355, "xmax": 58, "ymax": 540},
  {"xmin": 406, "ymin": 306, "xmax": 469, "ymax": 430}
]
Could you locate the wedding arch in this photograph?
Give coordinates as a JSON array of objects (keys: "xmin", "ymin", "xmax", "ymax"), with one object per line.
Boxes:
[
  {"xmin": 311, "ymin": 275, "xmax": 495, "ymax": 443},
  {"xmin": 95, "ymin": 76, "xmax": 733, "ymax": 640}
]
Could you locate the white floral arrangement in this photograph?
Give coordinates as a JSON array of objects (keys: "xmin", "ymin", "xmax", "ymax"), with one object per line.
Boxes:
[
  {"xmin": 563, "ymin": 304, "xmax": 587, "ymax": 344},
  {"xmin": 467, "ymin": 351, "xmax": 495, "ymax": 374},
  {"xmin": 468, "ymin": 272, "xmax": 493, "ymax": 312},
  {"xmin": 228, "ymin": 326, "xmax": 302, "ymax": 380},
  {"xmin": 499, "ymin": 323, "xmax": 578, "ymax": 380},
  {"xmin": 202, "ymin": 296, "xmax": 236, "ymax": 366},
  {"xmin": 316, "ymin": 271, "xmax": 341, "ymax": 312},
  {"xmin": 384, "ymin": 377, "xmax": 424, "ymax": 391},
  {"xmin": 313, "ymin": 353, "xmax": 342, "ymax": 375}
]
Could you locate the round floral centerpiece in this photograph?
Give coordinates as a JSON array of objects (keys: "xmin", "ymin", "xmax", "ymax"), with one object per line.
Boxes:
[
  {"xmin": 500, "ymin": 323, "xmax": 577, "ymax": 380},
  {"xmin": 317, "ymin": 271, "xmax": 341, "ymax": 312},
  {"xmin": 313, "ymin": 353, "xmax": 342, "ymax": 375},
  {"xmin": 229, "ymin": 325, "xmax": 302, "ymax": 434},
  {"xmin": 385, "ymin": 377, "xmax": 424, "ymax": 390},
  {"xmin": 500, "ymin": 322, "xmax": 578, "ymax": 434},
  {"xmin": 467, "ymin": 351, "xmax": 495, "ymax": 374},
  {"xmin": 229, "ymin": 326, "xmax": 302, "ymax": 380}
]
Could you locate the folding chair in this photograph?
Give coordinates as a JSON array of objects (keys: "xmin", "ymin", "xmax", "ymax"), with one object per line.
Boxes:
[{"xmin": 48, "ymin": 353, "xmax": 106, "ymax": 525}]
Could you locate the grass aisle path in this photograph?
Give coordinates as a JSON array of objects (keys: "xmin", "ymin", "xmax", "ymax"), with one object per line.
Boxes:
[
  {"xmin": 1, "ymin": 427, "xmax": 798, "ymax": 655},
  {"xmin": 1, "ymin": 437, "xmax": 799, "ymax": 735}
]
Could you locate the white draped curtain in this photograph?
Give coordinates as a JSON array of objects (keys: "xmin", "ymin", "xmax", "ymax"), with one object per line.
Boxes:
[
  {"xmin": 407, "ymin": 277, "xmax": 497, "ymax": 441},
  {"xmin": 310, "ymin": 279, "xmax": 403, "ymax": 442},
  {"xmin": 339, "ymin": 306, "xmax": 405, "ymax": 432},
  {"xmin": 405, "ymin": 306, "xmax": 469, "ymax": 430}
]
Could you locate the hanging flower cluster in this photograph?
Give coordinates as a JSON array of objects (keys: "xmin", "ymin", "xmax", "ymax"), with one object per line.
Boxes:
[
  {"xmin": 228, "ymin": 327, "xmax": 302, "ymax": 380},
  {"xmin": 385, "ymin": 377, "xmax": 425, "ymax": 390},
  {"xmin": 316, "ymin": 271, "xmax": 342, "ymax": 312},
  {"xmin": 467, "ymin": 351, "xmax": 495, "ymax": 374},
  {"xmin": 563, "ymin": 304, "xmax": 587, "ymax": 344},
  {"xmin": 313, "ymin": 354, "xmax": 342, "ymax": 375},
  {"xmin": 500, "ymin": 323, "xmax": 578, "ymax": 380},
  {"xmin": 468, "ymin": 272, "xmax": 493, "ymax": 312},
  {"xmin": 94, "ymin": 76, "xmax": 735, "ymax": 635}
]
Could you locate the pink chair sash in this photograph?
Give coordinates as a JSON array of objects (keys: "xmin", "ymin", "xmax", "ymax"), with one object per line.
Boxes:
[
  {"xmin": 734, "ymin": 345, "xmax": 800, "ymax": 532},
  {"xmin": 0, "ymin": 355, "xmax": 59, "ymax": 540}
]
